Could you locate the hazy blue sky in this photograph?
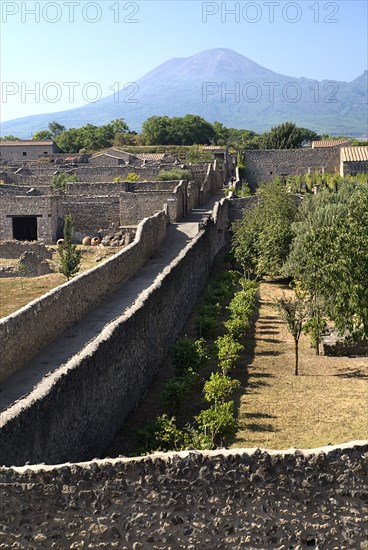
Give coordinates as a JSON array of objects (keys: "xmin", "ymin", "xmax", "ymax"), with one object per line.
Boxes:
[{"xmin": 1, "ymin": 0, "xmax": 367, "ymax": 122}]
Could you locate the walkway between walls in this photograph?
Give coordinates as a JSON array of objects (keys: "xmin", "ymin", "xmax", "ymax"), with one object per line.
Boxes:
[{"xmin": 0, "ymin": 194, "xmax": 224, "ymax": 414}]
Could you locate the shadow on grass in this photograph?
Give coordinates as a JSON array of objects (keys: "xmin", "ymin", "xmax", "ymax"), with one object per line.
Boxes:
[
  {"xmin": 335, "ymin": 368, "xmax": 368, "ymax": 379},
  {"xmin": 244, "ymin": 412, "xmax": 275, "ymax": 419},
  {"xmin": 258, "ymin": 329, "xmax": 281, "ymax": 335},
  {"xmin": 256, "ymin": 350, "xmax": 282, "ymax": 357},
  {"xmin": 230, "ymin": 294, "xmax": 280, "ymax": 444},
  {"xmin": 258, "ymin": 338, "xmax": 283, "ymax": 344},
  {"xmin": 246, "ymin": 422, "xmax": 279, "ymax": 433}
]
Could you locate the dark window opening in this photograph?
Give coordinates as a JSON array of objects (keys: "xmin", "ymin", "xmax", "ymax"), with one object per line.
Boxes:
[
  {"xmin": 270, "ymin": 171, "xmax": 273, "ymax": 175},
  {"xmin": 12, "ymin": 216, "xmax": 37, "ymax": 241},
  {"xmin": 22, "ymin": 152, "xmax": 27, "ymax": 156}
]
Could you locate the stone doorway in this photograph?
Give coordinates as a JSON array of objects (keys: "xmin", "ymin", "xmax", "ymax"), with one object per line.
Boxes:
[{"xmin": 12, "ymin": 216, "xmax": 38, "ymax": 241}]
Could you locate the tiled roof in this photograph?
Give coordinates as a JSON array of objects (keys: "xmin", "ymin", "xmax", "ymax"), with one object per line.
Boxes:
[
  {"xmin": 135, "ymin": 153, "xmax": 166, "ymax": 161},
  {"xmin": 91, "ymin": 152, "xmax": 123, "ymax": 160},
  {"xmin": 311, "ymin": 139, "xmax": 350, "ymax": 148},
  {"xmin": 202, "ymin": 145, "xmax": 226, "ymax": 150},
  {"xmin": 340, "ymin": 146, "xmax": 368, "ymax": 162},
  {"xmin": 0, "ymin": 140, "xmax": 54, "ymax": 146}
]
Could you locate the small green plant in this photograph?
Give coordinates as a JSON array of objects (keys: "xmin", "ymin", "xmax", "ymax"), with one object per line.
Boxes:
[
  {"xmin": 171, "ymin": 338, "xmax": 207, "ymax": 376},
  {"xmin": 216, "ymin": 334, "xmax": 244, "ymax": 375},
  {"xmin": 135, "ymin": 414, "xmax": 190, "ymax": 454},
  {"xmin": 160, "ymin": 369, "xmax": 198, "ymax": 417},
  {"xmin": 52, "ymin": 173, "xmax": 78, "ymax": 192},
  {"xmin": 16, "ymin": 261, "xmax": 28, "ymax": 289},
  {"xmin": 58, "ymin": 215, "xmax": 81, "ymax": 280},
  {"xmin": 195, "ymin": 401, "xmax": 238, "ymax": 447},
  {"xmin": 195, "ymin": 313, "xmax": 218, "ymax": 338},
  {"xmin": 125, "ymin": 172, "xmax": 140, "ymax": 182},
  {"xmin": 203, "ymin": 372, "xmax": 240, "ymax": 405},
  {"xmin": 158, "ymin": 169, "xmax": 192, "ymax": 181}
]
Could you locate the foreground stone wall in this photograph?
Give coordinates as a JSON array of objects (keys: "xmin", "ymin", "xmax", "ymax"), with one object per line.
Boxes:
[
  {"xmin": 244, "ymin": 149, "xmax": 340, "ymax": 188},
  {"xmin": 0, "ymin": 442, "xmax": 367, "ymax": 549},
  {"xmin": 0, "ymin": 210, "xmax": 168, "ymax": 384},
  {"xmin": 0, "ymin": 200, "xmax": 228, "ymax": 466}
]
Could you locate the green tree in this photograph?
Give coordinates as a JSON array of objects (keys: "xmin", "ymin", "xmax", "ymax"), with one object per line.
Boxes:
[
  {"xmin": 141, "ymin": 115, "xmax": 215, "ymax": 145},
  {"xmin": 58, "ymin": 215, "xmax": 81, "ymax": 280},
  {"xmin": 286, "ymin": 182, "xmax": 368, "ymax": 336},
  {"xmin": 232, "ymin": 180, "xmax": 298, "ymax": 278},
  {"xmin": 1, "ymin": 135, "xmax": 20, "ymax": 141},
  {"xmin": 48, "ymin": 121, "xmax": 66, "ymax": 137},
  {"xmin": 275, "ymin": 288, "xmax": 309, "ymax": 375},
  {"xmin": 32, "ymin": 130, "xmax": 53, "ymax": 140},
  {"xmin": 261, "ymin": 122, "xmax": 317, "ymax": 149}
]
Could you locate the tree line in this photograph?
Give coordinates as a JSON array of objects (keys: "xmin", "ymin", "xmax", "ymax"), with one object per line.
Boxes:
[
  {"xmin": 231, "ymin": 178, "xmax": 368, "ymax": 371},
  {"xmin": 5, "ymin": 118, "xmax": 365, "ymax": 153}
]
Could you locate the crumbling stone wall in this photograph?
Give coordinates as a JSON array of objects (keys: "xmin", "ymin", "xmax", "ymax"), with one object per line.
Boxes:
[
  {"xmin": 0, "ymin": 210, "xmax": 168, "ymax": 384},
  {"xmin": 341, "ymin": 160, "xmax": 368, "ymax": 177},
  {"xmin": 0, "ymin": 195, "xmax": 62, "ymax": 242},
  {"xmin": 228, "ymin": 196, "xmax": 259, "ymax": 221},
  {"xmin": 120, "ymin": 181, "xmax": 188, "ymax": 225},
  {"xmin": 0, "ymin": 443, "xmax": 367, "ymax": 549},
  {"xmin": 62, "ymin": 196, "xmax": 121, "ymax": 235},
  {"xmin": 0, "ymin": 241, "xmax": 52, "ymax": 259},
  {"xmin": 244, "ymin": 149, "xmax": 340, "ymax": 188}
]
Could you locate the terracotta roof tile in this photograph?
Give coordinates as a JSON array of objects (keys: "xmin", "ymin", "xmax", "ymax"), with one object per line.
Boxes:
[
  {"xmin": 341, "ymin": 146, "xmax": 368, "ymax": 162},
  {"xmin": 0, "ymin": 140, "xmax": 54, "ymax": 146},
  {"xmin": 311, "ymin": 139, "xmax": 351, "ymax": 148}
]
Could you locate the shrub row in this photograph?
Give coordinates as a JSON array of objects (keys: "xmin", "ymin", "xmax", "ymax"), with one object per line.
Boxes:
[{"xmin": 135, "ymin": 271, "xmax": 257, "ymax": 454}]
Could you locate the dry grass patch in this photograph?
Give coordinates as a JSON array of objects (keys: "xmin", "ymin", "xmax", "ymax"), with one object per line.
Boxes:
[
  {"xmin": 231, "ymin": 281, "xmax": 368, "ymax": 450},
  {"xmin": 0, "ymin": 245, "xmax": 118, "ymax": 318}
]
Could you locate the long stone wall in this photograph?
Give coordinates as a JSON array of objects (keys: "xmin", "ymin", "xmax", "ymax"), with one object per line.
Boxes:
[
  {"xmin": 244, "ymin": 149, "xmax": 341, "ymax": 188},
  {"xmin": 120, "ymin": 181, "xmax": 188, "ymax": 225},
  {"xmin": 0, "ymin": 210, "xmax": 168, "ymax": 384},
  {"xmin": 62, "ymin": 196, "xmax": 121, "ymax": 234},
  {"xmin": 0, "ymin": 442, "xmax": 367, "ymax": 548},
  {"xmin": 0, "ymin": 199, "xmax": 228, "ymax": 466}
]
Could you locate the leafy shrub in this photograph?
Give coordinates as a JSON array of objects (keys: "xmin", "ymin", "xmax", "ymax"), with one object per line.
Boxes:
[
  {"xmin": 203, "ymin": 372, "xmax": 240, "ymax": 405},
  {"xmin": 171, "ymin": 338, "xmax": 207, "ymax": 376},
  {"xmin": 125, "ymin": 172, "xmax": 140, "ymax": 182},
  {"xmin": 160, "ymin": 369, "xmax": 198, "ymax": 416},
  {"xmin": 195, "ymin": 314, "xmax": 218, "ymax": 338},
  {"xmin": 223, "ymin": 316, "xmax": 246, "ymax": 340},
  {"xmin": 135, "ymin": 414, "xmax": 189, "ymax": 454},
  {"xmin": 216, "ymin": 334, "xmax": 244, "ymax": 374},
  {"xmin": 158, "ymin": 169, "xmax": 192, "ymax": 181},
  {"xmin": 195, "ymin": 401, "xmax": 238, "ymax": 447},
  {"xmin": 52, "ymin": 173, "xmax": 78, "ymax": 192}
]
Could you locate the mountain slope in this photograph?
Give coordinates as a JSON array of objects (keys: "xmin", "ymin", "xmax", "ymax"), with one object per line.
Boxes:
[{"xmin": 1, "ymin": 48, "xmax": 367, "ymax": 137}]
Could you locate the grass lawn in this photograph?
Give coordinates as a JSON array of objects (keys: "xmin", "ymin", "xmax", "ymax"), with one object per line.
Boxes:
[
  {"xmin": 0, "ymin": 245, "xmax": 118, "ymax": 318},
  {"xmin": 231, "ymin": 281, "xmax": 368, "ymax": 450}
]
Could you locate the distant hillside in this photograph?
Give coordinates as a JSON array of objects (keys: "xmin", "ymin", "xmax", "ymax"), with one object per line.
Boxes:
[{"xmin": 1, "ymin": 48, "xmax": 367, "ymax": 138}]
